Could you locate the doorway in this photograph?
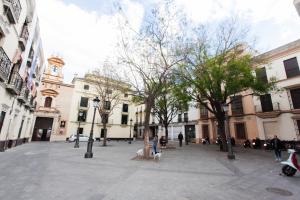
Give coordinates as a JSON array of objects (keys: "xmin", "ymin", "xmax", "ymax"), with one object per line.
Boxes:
[{"xmin": 32, "ymin": 117, "xmax": 54, "ymax": 141}]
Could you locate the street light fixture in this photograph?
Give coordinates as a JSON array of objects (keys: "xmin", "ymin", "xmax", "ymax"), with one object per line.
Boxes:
[
  {"xmin": 84, "ymin": 97, "xmax": 100, "ymax": 158},
  {"xmin": 222, "ymin": 104, "xmax": 235, "ymax": 160},
  {"xmin": 129, "ymin": 118, "xmax": 133, "ymax": 144},
  {"xmin": 74, "ymin": 111, "xmax": 83, "ymax": 148}
]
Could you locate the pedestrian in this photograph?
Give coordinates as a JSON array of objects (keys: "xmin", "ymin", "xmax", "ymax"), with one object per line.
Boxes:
[
  {"xmin": 152, "ymin": 135, "xmax": 158, "ymax": 154},
  {"xmin": 271, "ymin": 135, "xmax": 282, "ymax": 161},
  {"xmin": 178, "ymin": 132, "xmax": 183, "ymax": 147}
]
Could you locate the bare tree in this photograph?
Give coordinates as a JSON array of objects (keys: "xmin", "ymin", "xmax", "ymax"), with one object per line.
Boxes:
[
  {"xmin": 117, "ymin": 1, "xmax": 187, "ymax": 158},
  {"xmin": 89, "ymin": 63, "xmax": 129, "ymax": 146}
]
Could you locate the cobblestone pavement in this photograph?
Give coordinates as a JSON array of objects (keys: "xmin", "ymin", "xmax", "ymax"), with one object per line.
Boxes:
[{"xmin": 0, "ymin": 141, "xmax": 299, "ymax": 200}]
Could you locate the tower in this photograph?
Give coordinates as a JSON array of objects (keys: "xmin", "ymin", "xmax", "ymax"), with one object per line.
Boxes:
[{"xmin": 43, "ymin": 57, "xmax": 65, "ymax": 83}]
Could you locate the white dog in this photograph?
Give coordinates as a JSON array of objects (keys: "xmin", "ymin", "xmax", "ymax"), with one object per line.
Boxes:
[
  {"xmin": 136, "ymin": 149, "xmax": 143, "ymax": 157},
  {"xmin": 153, "ymin": 152, "xmax": 162, "ymax": 161}
]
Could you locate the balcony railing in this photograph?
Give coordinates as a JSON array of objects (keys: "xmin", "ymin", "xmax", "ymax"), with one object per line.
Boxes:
[
  {"xmin": 17, "ymin": 84, "xmax": 29, "ymax": 103},
  {"xmin": 255, "ymin": 102, "xmax": 280, "ymax": 113},
  {"xmin": 19, "ymin": 25, "xmax": 29, "ymax": 51},
  {"xmin": 200, "ymin": 112, "xmax": 208, "ymax": 119},
  {"xmin": 6, "ymin": 71, "xmax": 22, "ymax": 95},
  {"xmin": 0, "ymin": 47, "xmax": 12, "ymax": 82},
  {"xmin": 3, "ymin": 0, "xmax": 21, "ymax": 24},
  {"xmin": 27, "ymin": 48, "xmax": 34, "ymax": 67},
  {"xmin": 231, "ymin": 108, "xmax": 244, "ymax": 116}
]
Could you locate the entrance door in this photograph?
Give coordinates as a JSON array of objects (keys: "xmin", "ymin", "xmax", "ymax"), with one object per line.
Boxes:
[
  {"xmin": 202, "ymin": 124, "xmax": 209, "ymax": 139},
  {"xmin": 32, "ymin": 117, "xmax": 54, "ymax": 141},
  {"xmin": 185, "ymin": 125, "xmax": 195, "ymax": 142}
]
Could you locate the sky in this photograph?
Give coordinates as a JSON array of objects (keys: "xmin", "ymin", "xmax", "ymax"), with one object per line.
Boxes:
[{"xmin": 36, "ymin": 0, "xmax": 300, "ymax": 83}]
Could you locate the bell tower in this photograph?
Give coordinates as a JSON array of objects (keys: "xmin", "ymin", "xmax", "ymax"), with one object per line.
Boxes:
[{"xmin": 44, "ymin": 57, "xmax": 65, "ymax": 83}]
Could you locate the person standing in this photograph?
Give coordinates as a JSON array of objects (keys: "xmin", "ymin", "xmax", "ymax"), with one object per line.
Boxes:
[
  {"xmin": 178, "ymin": 132, "xmax": 183, "ymax": 147},
  {"xmin": 152, "ymin": 135, "xmax": 158, "ymax": 154},
  {"xmin": 271, "ymin": 135, "xmax": 282, "ymax": 161}
]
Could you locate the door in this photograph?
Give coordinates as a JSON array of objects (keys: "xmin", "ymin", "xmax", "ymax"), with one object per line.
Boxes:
[
  {"xmin": 32, "ymin": 117, "xmax": 54, "ymax": 141},
  {"xmin": 202, "ymin": 124, "xmax": 209, "ymax": 139},
  {"xmin": 184, "ymin": 125, "xmax": 195, "ymax": 142}
]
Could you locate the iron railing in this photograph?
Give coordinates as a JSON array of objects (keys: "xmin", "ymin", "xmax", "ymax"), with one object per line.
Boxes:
[
  {"xmin": 0, "ymin": 47, "xmax": 11, "ymax": 82},
  {"xmin": 255, "ymin": 102, "xmax": 280, "ymax": 113},
  {"xmin": 3, "ymin": 0, "xmax": 21, "ymax": 23},
  {"xmin": 6, "ymin": 71, "xmax": 22, "ymax": 95},
  {"xmin": 19, "ymin": 24, "xmax": 29, "ymax": 51}
]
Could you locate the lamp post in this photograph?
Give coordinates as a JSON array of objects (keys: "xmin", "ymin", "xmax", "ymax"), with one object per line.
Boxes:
[
  {"xmin": 84, "ymin": 97, "xmax": 100, "ymax": 158},
  {"xmin": 222, "ymin": 104, "xmax": 235, "ymax": 160},
  {"xmin": 129, "ymin": 118, "xmax": 133, "ymax": 144},
  {"xmin": 74, "ymin": 111, "xmax": 83, "ymax": 148}
]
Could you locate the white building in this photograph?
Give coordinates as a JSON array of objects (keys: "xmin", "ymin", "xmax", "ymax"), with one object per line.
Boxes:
[
  {"xmin": 67, "ymin": 74, "xmax": 135, "ymax": 140},
  {"xmin": 0, "ymin": 0, "xmax": 45, "ymax": 151},
  {"xmin": 253, "ymin": 39, "xmax": 300, "ymax": 141},
  {"xmin": 135, "ymin": 103, "xmax": 200, "ymax": 142}
]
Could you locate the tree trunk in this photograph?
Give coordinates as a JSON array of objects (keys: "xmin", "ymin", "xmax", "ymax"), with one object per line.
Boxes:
[
  {"xmin": 143, "ymin": 98, "xmax": 154, "ymax": 159},
  {"xmin": 164, "ymin": 124, "xmax": 168, "ymax": 143},
  {"xmin": 217, "ymin": 116, "xmax": 228, "ymax": 152},
  {"xmin": 102, "ymin": 122, "xmax": 107, "ymax": 146}
]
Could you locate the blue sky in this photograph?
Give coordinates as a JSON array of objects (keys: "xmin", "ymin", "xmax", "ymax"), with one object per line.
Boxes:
[{"xmin": 37, "ymin": 0, "xmax": 300, "ymax": 83}]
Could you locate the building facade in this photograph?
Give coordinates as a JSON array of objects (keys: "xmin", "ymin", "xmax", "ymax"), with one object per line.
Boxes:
[
  {"xmin": 295, "ymin": 0, "xmax": 300, "ymax": 16},
  {"xmin": 0, "ymin": 0, "xmax": 45, "ymax": 151},
  {"xmin": 67, "ymin": 74, "xmax": 135, "ymax": 141},
  {"xmin": 32, "ymin": 57, "xmax": 74, "ymax": 141},
  {"xmin": 253, "ymin": 39, "xmax": 300, "ymax": 141}
]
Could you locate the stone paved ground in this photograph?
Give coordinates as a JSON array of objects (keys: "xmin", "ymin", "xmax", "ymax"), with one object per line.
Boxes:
[{"xmin": 0, "ymin": 141, "xmax": 299, "ymax": 200}]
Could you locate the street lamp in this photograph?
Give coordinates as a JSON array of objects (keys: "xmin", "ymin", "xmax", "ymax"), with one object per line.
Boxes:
[
  {"xmin": 84, "ymin": 97, "xmax": 100, "ymax": 158},
  {"xmin": 74, "ymin": 111, "xmax": 83, "ymax": 148},
  {"xmin": 129, "ymin": 118, "xmax": 133, "ymax": 144},
  {"xmin": 222, "ymin": 104, "xmax": 235, "ymax": 160}
]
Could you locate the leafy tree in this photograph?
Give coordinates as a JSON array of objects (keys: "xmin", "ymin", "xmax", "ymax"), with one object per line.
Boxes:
[{"xmin": 176, "ymin": 21, "xmax": 275, "ymax": 151}]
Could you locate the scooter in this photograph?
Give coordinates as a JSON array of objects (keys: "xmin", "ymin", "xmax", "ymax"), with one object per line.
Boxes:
[{"xmin": 281, "ymin": 149, "xmax": 300, "ymax": 176}]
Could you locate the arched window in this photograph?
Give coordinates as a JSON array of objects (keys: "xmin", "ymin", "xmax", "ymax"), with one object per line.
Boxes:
[{"xmin": 44, "ymin": 97, "xmax": 52, "ymax": 108}]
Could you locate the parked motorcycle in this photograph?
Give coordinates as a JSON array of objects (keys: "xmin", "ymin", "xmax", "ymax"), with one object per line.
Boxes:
[
  {"xmin": 263, "ymin": 139, "xmax": 273, "ymax": 150},
  {"xmin": 243, "ymin": 139, "xmax": 251, "ymax": 148},
  {"xmin": 281, "ymin": 149, "xmax": 300, "ymax": 176},
  {"xmin": 252, "ymin": 137, "xmax": 261, "ymax": 149}
]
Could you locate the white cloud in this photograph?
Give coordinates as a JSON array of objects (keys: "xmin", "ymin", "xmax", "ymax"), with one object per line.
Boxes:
[
  {"xmin": 36, "ymin": 0, "xmax": 144, "ymax": 83},
  {"xmin": 36, "ymin": 0, "xmax": 300, "ymax": 83}
]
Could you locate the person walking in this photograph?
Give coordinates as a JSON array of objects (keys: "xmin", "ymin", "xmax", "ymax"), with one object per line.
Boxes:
[
  {"xmin": 271, "ymin": 135, "xmax": 282, "ymax": 161},
  {"xmin": 152, "ymin": 135, "xmax": 158, "ymax": 154},
  {"xmin": 178, "ymin": 132, "xmax": 183, "ymax": 147}
]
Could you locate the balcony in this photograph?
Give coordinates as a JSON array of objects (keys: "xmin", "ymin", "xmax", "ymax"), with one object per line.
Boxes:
[
  {"xmin": 27, "ymin": 49, "xmax": 34, "ymax": 67},
  {"xmin": 3, "ymin": 0, "xmax": 21, "ymax": 24},
  {"xmin": 17, "ymin": 84, "xmax": 29, "ymax": 103},
  {"xmin": 6, "ymin": 71, "xmax": 22, "ymax": 95},
  {"xmin": 19, "ymin": 25, "xmax": 29, "ymax": 51},
  {"xmin": 0, "ymin": 47, "xmax": 11, "ymax": 82},
  {"xmin": 255, "ymin": 102, "xmax": 281, "ymax": 119},
  {"xmin": 295, "ymin": 0, "xmax": 300, "ymax": 16}
]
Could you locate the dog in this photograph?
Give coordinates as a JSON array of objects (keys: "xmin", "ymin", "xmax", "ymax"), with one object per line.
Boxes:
[
  {"xmin": 136, "ymin": 149, "xmax": 143, "ymax": 157},
  {"xmin": 153, "ymin": 152, "xmax": 162, "ymax": 161}
]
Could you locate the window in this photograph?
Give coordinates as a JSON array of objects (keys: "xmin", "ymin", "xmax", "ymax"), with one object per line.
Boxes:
[
  {"xmin": 83, "ymin": 85, "xmax": 89, "ymax": 90},
  {"xmin": 101, "ymin": 129, "xmax": 105, "ymax": 138},
  {"xmin": 290, "ymin": 88, "xmax": 300, "ymax": 109},
  {"xmin": 202, "ymin": 124, "xmax": 209, "ymax": 139},
  {"xmin": 104, "ymin": 101, "xmax": 111, "ymax": 110},
  {"xmin": 80, "ymin": 97, "xmax": 88, "ymax": 107},
  {"xmin": 184, "ymin": 113, "xmax": 188, "ymax": 122},
  {"xmin": 178, "ymin": 114, "xmax": 182, "ymax": 123},
  {"xmin": 284, "ymin": 57, "xmax": 300, "ymax": 78},
  {"xmin": 60, "ymin": 121, "xmax": 66, "ymax": 128},
  {"xmin": 0, "ymin": 111, "xmax": 6, "ymax": 134},
  {"xmin": 235, "ymin": 123, "xmax": 246, "ymax": 139},
  {"xmin": 122, "ymin": 104, "xmax": 128, "ymax": 112},
  {"xmin": 106, "ymin": 89, "xmax": 112, "ymax": 94},
  {"xmin": 200, "ymin": 105, "xmax": 208, "ymax": 119},
  {"xmin": 44, "ymin": 97, "xmax": 52, "ymax": 108},
  {"xmin": 260, "ymin": 94, "xmax": 273, "ymax": 112},
  {"xmin": 121, "ymin": 115, "xmax": 128, "ymax": 125},
  {"xmin": 17, "ymin": 119, "xmax": 24, "ymax": 138},
  {"xmin": 78, "ymin": 110, "xmax": 87, "ymax": 122},
  {"xmin": 256, "ymin": 67, "xmax": 268, "ymax": 83},
  {"xmin": 231, "ymin": 95, "xmax": 243, "ymax": 115},
  {"xmin": 101, "ymin": 113, "xmax": 108, "ymax": 123},
  {"xmin": 77, "ymin": 127, "xmax": 83, "ymax": 135},
  {"xmin": 124, "ymin": 93, "xmax": 128, "ymax": 97}
]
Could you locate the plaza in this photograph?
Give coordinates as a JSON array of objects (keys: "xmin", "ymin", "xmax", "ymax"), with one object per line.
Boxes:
[{"xmin": 0, "ymin": 141, "xmax": 299, "ymax": 200}]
